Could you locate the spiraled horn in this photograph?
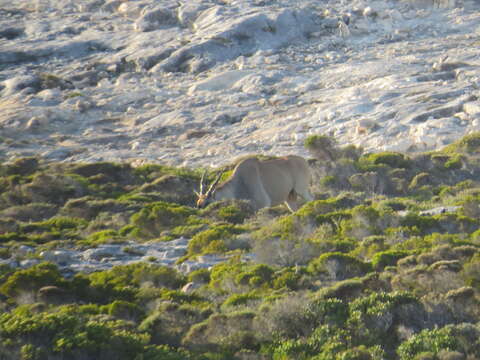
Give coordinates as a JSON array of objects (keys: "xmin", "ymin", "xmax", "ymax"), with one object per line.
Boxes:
[
  {"xmin": 198, "ymin": 170, "xmax": 208, "ymax": 195},
  {"xmin": 205, "ymin": 170, "xmax": 225, "ymax": 197}
]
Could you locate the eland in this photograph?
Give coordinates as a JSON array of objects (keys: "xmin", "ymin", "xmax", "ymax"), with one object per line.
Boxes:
[{"xmin": 196, "ymin": 155, "xmax": 314, "ymax": 212}]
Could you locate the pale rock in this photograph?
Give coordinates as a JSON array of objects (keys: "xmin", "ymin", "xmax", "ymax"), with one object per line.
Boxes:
[
  {"xmin": 0, "ymin": 258, "xmax": 19, "ymax": 269},
  {"xmin": 83, "ymin": 245, "xmax": 124, "ymax": 261},
  {"xmin": 42, "ymin": 147, "xmax": 77, "ymax": 160},
  {"xmin": 463, "ymin": 102, "xmax": 480, "ymax": 116},
  {"xmin": 40, "ymin": 250, "xmax": 75, "ymax": 264},
  {"xmin": 169, "ymin": 237, "xmax": 189, "ymax": 246},
  {"xmin": 291, "ymin": 132, "xmax": 306, "ymax": 144},
  {"xmin": 181, "ymin": 282, "xmax": 202, "ymax": 293},
  {"xmin": 15, "ymin": 245, "xmax": 35, "ymax": 256},
  {"xmin": 75, "ymin": 99, "xmax": 93, "ymax": 113},
  {"xmin": 162, "ymin": 247, "xmax": 187, "ymax": 258},
  {"xmin": 197, "ymin": 254, "xmax": 227, "ymax": 264},
  {"xmin": 419, "ymin": 206, "xmax": 460, "ymax": 216},
  {"xmin": 26, "ymin": 116, "xmax": 49, "ymax": 130},
  {"xmin": 2, "ymin": 75, "xmax": 40, "ymax": 96},
  {"xmin": 178, "ymin": 2, "xmax": 208, "ymax": 28},
  {"xmin": 455, "ymin": 112, "xmax": 470, "ymax": 122},
  {"xmin": 20, "ymin": 259, "xmax": 41, "ymax": 268},
  {"xmin": 118, "ymin": 2, "xmax": 144, "ymax": 18},
  {"xmin": 338, "ymin": 21, "xmax": 350, "ymax": 37},
  {"xmin": 135, "ymin": 7, "xmax": 177, "ymax": 32},
  {"xmin": 380, "ymin": 138, "xmax": 416, "ymax": 152},
  {"xmin": 363, "ymin": 7, "xmax": 375, "ymax": 17},
  {"xmin": 356, "ymin": 118, "xmax": 379, "ymax": 134},
  {"xmin": 102, "ymin": 0, "xmax": 123, "ymax": 12},
  {"xmin": 131, "ymin": 141, "xmax": 141, "ymax": 150},
  {"xmin": 188, "ymin": 70, "xmax": 254, "ymax": 94},
  {"xmin": 37, "ymin": 88, "xmax": 62, "ymax": 104}
]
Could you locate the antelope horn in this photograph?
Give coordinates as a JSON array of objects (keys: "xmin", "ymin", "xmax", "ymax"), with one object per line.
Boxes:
[
  {"xmin": 205, "ymin": 170, "xmax": 225, "ymax": 196},
  {"xmin": 199, "ymin": 170, "xmax": 208, "ymax": 195}
]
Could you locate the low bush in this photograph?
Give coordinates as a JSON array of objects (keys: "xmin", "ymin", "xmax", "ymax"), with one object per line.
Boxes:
[
  {"xmin": 187, "ymin": 224, "xmax": 245, "ymax": 256},
  {"xmin": 308, "ymin": 252, "xmax": 372, "ymax": 280},
  {"xmin": 372, "ymin": 250, "xmax": 410, "ymax": 270},
  {"xmin": 397, "ymin": 326, "xmax": 461, "ymax": 360},
  {"xmin": 0, "ymin": 262, "xmax": 66, "ymax": 300},
  {"xmin": 359, "ymin": 152, "xmax": 411, "ymax": 169},
  {"xmin": 130, "ymin": 201, "xmax": 197, "ymax": 238}
]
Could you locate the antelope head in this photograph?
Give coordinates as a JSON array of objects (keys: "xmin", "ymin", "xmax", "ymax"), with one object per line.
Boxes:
[{"xmin": 195, "ymin": 170, "xmax": 225, "ymax": 208}]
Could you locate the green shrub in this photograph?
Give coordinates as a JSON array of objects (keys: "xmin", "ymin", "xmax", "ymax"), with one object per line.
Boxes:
[
  {"xmin": 85, "ymin": 229, "xmax": 122, "ymax": 244},
  {"xmin": 133, "ymin": 163, "xmax": 199, "ymax": 182},
  {"xmin": 397, "ymin": 326, "xmax": 461, "ymax": 359},
  {"xmin": 0, "ymin": 262, "xmax": 65, "ymax": 299},
  {"xmin": 142, "ymin": 344, "xmax": 196, "ymax": 360},
  {"xmin": 320, "ymin": 175, "xmax": 339, "ymax": 188},
  {"xmin": 272, "ymin": 269, "xmax": 303, "ymax": 290},
  {"xmin": 443, "ymin": 132, "xmax": 480, "ymax": 154},
  {"xmin": 400, "ymin": 213, "xmax": 441, "ymax": 235},
  {"xmin": 297, "ymin": 195, "xmax": 359, "ymax": 219},
  {"xmin": 222, "ymin": 292, "xmax": 261, "ymax": 308},
  {"xmin": 71, "ymin": 162, "xmax": 134, "ymax": 182},
  {"xmin": 140, "ymin": 302, "xmax": 211, "ymax": 348},
  {"xmin": 209, "ymin": 261, "xmax": 245, "ymax": 292},
  {"xmin": 308, "ymin": 252, "xmax": 372, "ymax": 280},
  {"xmin": 234, "ymin": 264, "xmax": 274, "ymax": 287},
  {"xmin": 0, "ymin": 232, "xmax": 28, "ymax": 243},
  {"xmin": 409, "ymin": 173, "xmax": 431, "ymax": 190},
  {"xmin": 208, "ymin": 261, "xmax": 278, "ymax": 293},
  {"xmin": 91, "ymin": 263, "xmax": 185, "ymax": 289},
  {"xmin": 20, "ymin": 217, "xmax": 87, "ymax": 242},
  {"xmin": 349, "ymin": 291, "xmax": 418, "ymax": 317},
  {"xmin": 348, "ymin": 292, "xmax": 419, "ymax": 347},
  {"xmin": 463, "ymin": 253, "xmax": 480, "ymax": 290},
  {"xmin": 130, "ymin": 201, "xmax": 197, "ymax": 238},
  {"xmin": 0, "ymin": 247, "xmax": 11, "ymax": 259},
  {"xmin": 307, "ymin": 298, "xmax": 349, "ymax": 328},
  {"xmin": 0, "ymin": 308, "xmax": 151, "ymax": 360},
  {"xmin": 0, "ymin": 203, "xmax": 58, "ymax": 222},
  {"xmin": 316, "ymin": 273, "xmax": 385, "ymax": 303},
  {"xmin": 20, "ymin": 343, "xmax": 46, "ymax": 360},
  {"xmin": 359, "ymin": 152, "xmax": 411, "ymax": 169},
  {"xmin": 182, "ymin": 311, "xmax": 257, "ymax": 353},
  {"xmin": 268, "ymin": 325, "xmax": 352, "ymax": 359},
  {"xmin": 253, "ymin": 214, "xmax": 300, "ymax": 241},
  {"xmin": 2, "ymin": 157, "xmax": 39, "ymax": 176},
  {"xmin": 253, "ymin": 211, "xmax": 348, "ymax": 266},
  {"xmin": 187, "ymin": 224, "xmax": 244, "ymax": 256},
  {"xmin": 171, "ymin": 223, "xmax": 206, "ymax": 238},
  {"xmin": 371, "ymin": 250, "xmax": 410, "ymax": 270},
  {"xmin": 187, "ymin": 268, "xmax": 211, "ymax": 284},
  {"xmin": 217, "ymin": 204, "xmax": 250, "ymax": 224},
  {"xmin": 338, "ymin": 345, "xmax": 385, "ymax": 360},
  {"xmin": 304, "ymin": 135, "xmax": 337, "ymax": 160},
  {"xmin": 157, "ymin": 289, "xmax": 203, "ymax": 304},
  {"xmin": 444, "ymin": 154, "xmax": 463, "ymax": 170},
  {"xmin": 339, "ymin": 205, "xmax": 387, "ymax": 240},
  {"xmin": 103, "ymin": 300, "xmax": 145, "ymax": 321},
  {"xmin": 81, "ymin": 263, "xmax": 185, "ymax": 303}
]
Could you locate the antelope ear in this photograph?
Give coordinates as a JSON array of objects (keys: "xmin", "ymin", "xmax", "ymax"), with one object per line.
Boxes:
[{"xmin": 194, "ymin": 190, "xmax": 201, "ymax": 197}]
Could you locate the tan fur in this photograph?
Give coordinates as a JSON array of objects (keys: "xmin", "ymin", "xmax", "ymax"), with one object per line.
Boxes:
[{"xmin": 196, "ymin": 155, "xmax": 314, "ymax": 212}]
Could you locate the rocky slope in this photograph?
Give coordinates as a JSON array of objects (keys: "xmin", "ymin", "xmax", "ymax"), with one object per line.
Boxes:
[{"xmin": 1, "ymin": 0, "xmax": 480, "ymax": 168}]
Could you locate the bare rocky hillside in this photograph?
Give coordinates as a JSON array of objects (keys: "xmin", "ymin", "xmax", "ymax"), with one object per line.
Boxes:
[{"xmin": 1, "ymin": 0, "xmax": 480, "ymax": 168}]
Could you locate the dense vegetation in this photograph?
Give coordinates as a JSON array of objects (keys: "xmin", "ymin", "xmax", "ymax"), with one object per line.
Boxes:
[{"xmin": 1, "ymin": 133, "xmax": 480, "ymax": 359}]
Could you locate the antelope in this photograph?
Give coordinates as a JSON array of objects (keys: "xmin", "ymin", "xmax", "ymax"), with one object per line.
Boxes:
[{"xmin": 195, "ymin": 155, "xmax": 314, "ymax": 212}]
